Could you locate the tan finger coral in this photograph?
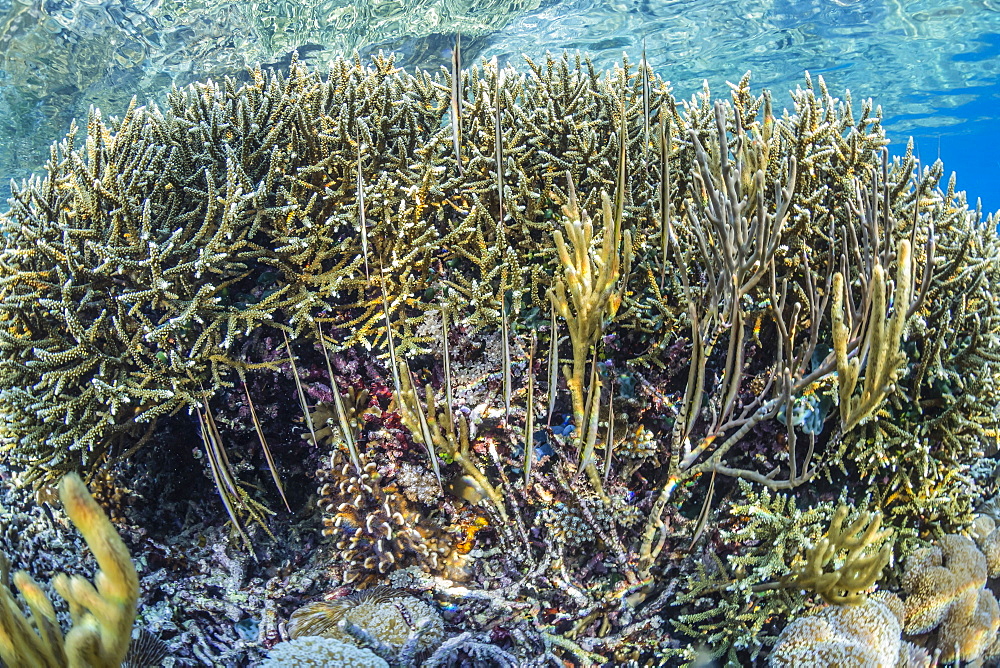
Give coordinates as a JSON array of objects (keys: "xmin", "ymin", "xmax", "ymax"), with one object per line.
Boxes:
[
  {"xmin": 0, "ymin": 473, "xmax": 139, "ymax": 668},
  {"xmin": 768, "ymin": 595, "xmax": 902, "ymax": 667}
]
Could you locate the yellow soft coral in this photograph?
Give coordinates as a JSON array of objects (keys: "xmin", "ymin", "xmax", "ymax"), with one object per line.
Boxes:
[
  {"xmin": 782, "ymin": 505, "xmax": 892, "ymax": 605},
  {"xmin": 0, "ymin": 473, "xmax": 139, "ymax": 668}
]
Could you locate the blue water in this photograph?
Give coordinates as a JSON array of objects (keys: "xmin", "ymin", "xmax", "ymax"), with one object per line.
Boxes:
[
  {"xmin": 1, "ymin": 0, "xmax": 998, "ymax": 214},
  {"xmin": 477, "ymin": 0, "xmax": 1000, "ymax": 215}
]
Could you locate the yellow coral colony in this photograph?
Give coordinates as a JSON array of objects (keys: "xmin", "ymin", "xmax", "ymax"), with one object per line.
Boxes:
[
  {"xmin": 782, "ymin": 505, "xmax": 893, "ymax": 605},
  {"xmin": 833, "ymin": 239, "xmax": 914, "ymax": 433},
  {"xmin": 0, "ymin": 473, "xmax": 139, "ymax": 668}
]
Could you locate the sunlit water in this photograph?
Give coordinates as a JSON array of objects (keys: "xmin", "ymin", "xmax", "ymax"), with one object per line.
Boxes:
[{"xmin": 1, "ymin": 0, "xmax": 998, "ymax": 212}]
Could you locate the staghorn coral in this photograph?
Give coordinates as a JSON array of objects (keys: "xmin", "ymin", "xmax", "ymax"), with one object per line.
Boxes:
[
  {"xmin": 0, "ymin": 473, "xmax": 138, "ymax": 668},
  {"xmin": 3, "ymin": 51, "xmax": 1000, "ymax": 665},
  {"xmin": 665, "ymin": 483, "xmax": 896, "ymax": 664},
  {"xmin": 0, "ymin": 51, "xmax": 991, "ymax": 532}
]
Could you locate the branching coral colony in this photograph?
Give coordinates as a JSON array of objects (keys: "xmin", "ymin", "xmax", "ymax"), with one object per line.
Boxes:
[{"xmin": 1, "ymin": 50, "xmax": 1000, "ymax": 664}]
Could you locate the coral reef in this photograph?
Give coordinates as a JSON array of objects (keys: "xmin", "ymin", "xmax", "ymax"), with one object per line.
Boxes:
[
  {"xmin": 772, "ymin": 522, "xmax": 1000, "ymax": 667},
  {"xmin": 1, "ymin": 49, "xmax": 999, "ymax": 665},
  {"xmin": 901, "ymin": 529, "xmax": 1000, "ymax": 662},
  {"xmin": 768, "ymin": 594, "xmax": 904, "ymax": 667},
  {"xmin": 287, "ymin": 585, "xmax": 444, "ymax": 653},
  {"xmin": 315, "ymin": 453, "xmax": 459, "ymax": 584},
  {"xmin": 781, "ymin": 504, "xmax": 892, "ymax": 605}
]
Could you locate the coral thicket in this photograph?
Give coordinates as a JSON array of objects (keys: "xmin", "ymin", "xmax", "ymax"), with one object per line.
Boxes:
[{"xmin": 2, "ymin": 50, "xmax": 999, "ymax": 664}]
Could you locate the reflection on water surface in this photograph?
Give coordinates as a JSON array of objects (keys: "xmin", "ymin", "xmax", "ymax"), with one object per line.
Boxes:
[{"xmin": 0, "ymin": 0, "xmax": 998, "ymax": 209}]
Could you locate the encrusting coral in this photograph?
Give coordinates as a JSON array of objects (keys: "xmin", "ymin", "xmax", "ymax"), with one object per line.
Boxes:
[
  {"xmin": 261, "ymin": 636, "xmax": 389, "ymax": 668},
  {"xmin": 1, "ymin": 48, "xmax": 1000, "ymax": 664},
  {"xmin": 287, "ymin": 586, "xmax": 443, "ymax": 653},
  {"xmin": 0, "ymin": 473, "xmax": 138, "ymax": 668}
]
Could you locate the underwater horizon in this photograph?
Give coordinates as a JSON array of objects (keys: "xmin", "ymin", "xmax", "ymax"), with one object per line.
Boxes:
[{"xmin": 2, "ymin": 1, "xmax": 1000, "ymax": 667}]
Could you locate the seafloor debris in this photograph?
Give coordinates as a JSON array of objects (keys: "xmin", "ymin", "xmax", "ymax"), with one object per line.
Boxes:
[{"xmin": 1, "ymin": 50, "xmax": 999, "ymax": 665}]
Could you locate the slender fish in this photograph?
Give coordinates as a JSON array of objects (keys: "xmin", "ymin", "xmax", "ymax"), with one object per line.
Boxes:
[
  {"xmin": 451, "ymin": 33, "xmax": 464, "ymax": 174},
  {"xmin": 357, "ymin": 140, "xmax": 370, "ymax": 281},
  {"xmin": 495, "ymin": 64, "xmax": 504, "ymax": 227},
  {"xmin": 642, "ymin": 38, "xmax": 650, "ymax": 161}
]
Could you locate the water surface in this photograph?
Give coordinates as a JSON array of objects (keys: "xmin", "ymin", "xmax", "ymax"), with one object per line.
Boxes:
[{"xmin": 1, "ymin": 0, "xmax": 997, "ymax": 211}]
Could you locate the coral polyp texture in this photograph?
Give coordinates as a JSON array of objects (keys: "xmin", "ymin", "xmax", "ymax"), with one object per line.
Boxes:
[
  {"xmin": 768, "ymin": 594, "xmax": 904, "ymax": 667},
  {"xmin": 900, "ymin": 529, "xmax": 1000, "ymax": 662},
  {"xmin": 2, "ymin": 50, "xmax": 1000, "ymax": 664},
  {"xmin": 261, "ymin": 636, "xmax": 389, "ymax": 668},
  {"xmin": 287, "ymin": 585, "xmax": 443, "ymax": 653}
]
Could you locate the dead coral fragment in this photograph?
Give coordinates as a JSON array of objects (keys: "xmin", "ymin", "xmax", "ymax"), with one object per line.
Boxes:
[
  {"xmin": 0, "ymin": 473, "xmax": 139, "ymax": 668},
  {"xmin": 782, "ymin": 505, "xmax": 892, "ymax": 605}
]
